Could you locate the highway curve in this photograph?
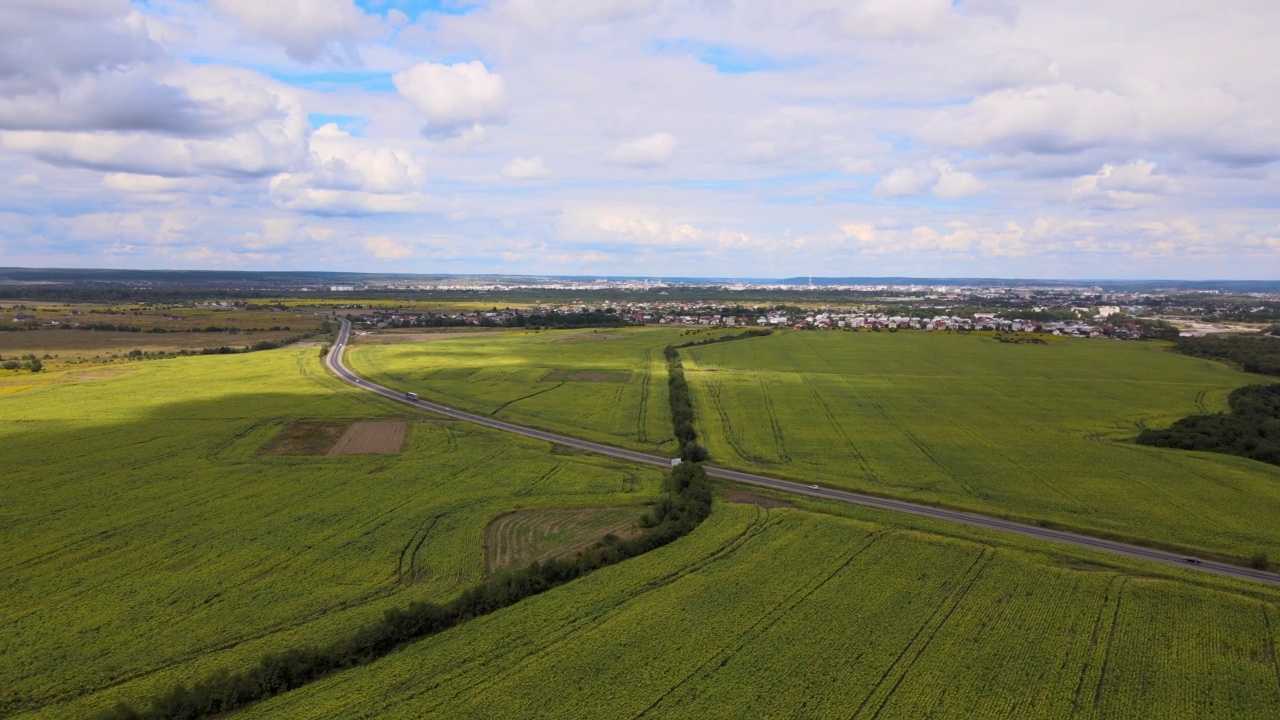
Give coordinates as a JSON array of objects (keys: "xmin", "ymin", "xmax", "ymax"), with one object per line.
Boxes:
[{"xmin": 324, "ymin": 319, "xmax": 1280, "ymax": 587}]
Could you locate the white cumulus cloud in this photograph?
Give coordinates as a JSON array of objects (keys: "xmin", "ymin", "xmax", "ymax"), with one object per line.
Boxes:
[
  {"xmin": 874, "ymin": 160, "xmax": 983, "ymax": 199},
  {"xmin": 364, "ymin": 236, "xmax": 414, "ymax": 259},
  {"xmin": 394, "ymin": 61, "xmax": 507, "ymax": 138},
  {"xmin": 209, "ymin": 0, "xmax": 381, "ymax": 63},
  {"xmin": 1070, "ymin": 160, "xmax": 1175, "ymax": 210},
  {"xmin": 502, "ymin": 155, "xmax": 550, "ymax": 179},
  {"xmin": 606, "ymin": 132, "xmax": 676, "ymax": 168}
]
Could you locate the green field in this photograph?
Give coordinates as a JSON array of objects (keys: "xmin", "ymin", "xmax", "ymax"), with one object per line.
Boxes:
[
  {"xmin": 485, "ymin": 506, "xmax": 646, "ymax": 571},
  {"xmin": 10, "ymin": 327, "xmax": 1280, "ymax": 719},
  {"xmin": 351, "ymin": 327, "xmax": 1280, "ymax": 561},
  {"xmin": 680, "ymin": 331, "xmax": 1280, "ymax": 561},
  {"xmin": 346, "ymin": 327, "xmax": 698, "ymax": 454},
  {"xmin": 0, "ymin": 349, "xmax": 664, "ymax": 718},
  {"xmin": 237, "ymin": 500, "xmax": 1280, "ymax": 719}
]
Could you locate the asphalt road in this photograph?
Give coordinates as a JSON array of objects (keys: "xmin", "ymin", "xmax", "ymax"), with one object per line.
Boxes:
[{"xmin": 325, "ymin": 319, "xmax": 1280, "ymax": 587}]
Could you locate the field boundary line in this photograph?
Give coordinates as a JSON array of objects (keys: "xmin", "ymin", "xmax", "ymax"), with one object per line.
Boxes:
[{"xmin": 488, "ymin": 382, "xmax": 565, "ymax": 416}]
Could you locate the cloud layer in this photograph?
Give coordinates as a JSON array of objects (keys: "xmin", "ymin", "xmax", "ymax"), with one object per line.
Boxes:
[{"xmin": 1, "ymin": 0, "xmax": 1278, "ymax": 278}]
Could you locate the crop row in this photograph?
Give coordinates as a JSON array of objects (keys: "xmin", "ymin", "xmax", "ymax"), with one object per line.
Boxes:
[
  {"xmin": 682, "ymin": 329, "xmax": 1280, "ymax": 561},
  {"xmin": 238, "ymin": 506, "xmax": 1280, "ymax": 719}
]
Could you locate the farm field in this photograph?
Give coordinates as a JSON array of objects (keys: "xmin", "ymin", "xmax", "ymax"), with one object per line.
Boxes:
[
  {"xmin": 0, "ymin": 348, "xmax": 664, "ymax": 719},
  {"xmin": 681, "ymin": 331, "xmax": 1280, "ymax": 562},
  {"xmin": 347, "ymin": 326, "xmax": 706, "ymax": 454},
  {"xmin": 0, "ymin": 302, "xmax": 330, "ymax": 371},
  {"xmin": 0, "ymin": 328, "xmax": 316, "ymax": 367},
  {"xmin": 239, "ymin": 501, "xmax": 1280, "ymax": 719},
  {"xmin": 485, "ymin": 506, "xmax": 646, "ymax": 571}
]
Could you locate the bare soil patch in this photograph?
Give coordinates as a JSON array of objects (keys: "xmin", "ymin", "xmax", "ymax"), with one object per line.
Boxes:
[
  {"xmin": 327, "ymin": 421, "xmax": 408, "ymax": 455},
  {"xmin": 722, "ymin": 488, "xmax": 793, "ymax": 509},
  {"xmin": 260, "ymin": 421, "xmax": 351, "ymax": 456},
  {"xmin": 541, "ymin": 369, "xmax": 631, "ymax": 383},
  {"xmin": 485, "ymin": 506, "xmax": 646, "ymax": 572}
]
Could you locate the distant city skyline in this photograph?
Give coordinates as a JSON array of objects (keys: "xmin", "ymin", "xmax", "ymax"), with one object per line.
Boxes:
[{"xmin": 2, "ymin": 1, "xmax": 1278, "ymax": 279}]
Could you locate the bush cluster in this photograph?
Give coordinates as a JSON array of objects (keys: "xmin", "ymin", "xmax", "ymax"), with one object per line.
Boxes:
[{"xmin": 1137, "ymin": 384, "xmax": 1280, "ymax": 466}]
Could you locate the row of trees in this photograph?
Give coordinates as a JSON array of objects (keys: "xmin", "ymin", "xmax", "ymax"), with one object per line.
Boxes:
[{"xmin": 95, "ymin": 331, "xmax": 714, "ymax": 720}]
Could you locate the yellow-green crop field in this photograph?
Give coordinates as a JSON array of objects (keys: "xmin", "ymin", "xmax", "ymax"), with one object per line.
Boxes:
[
  {"xmin": 347, "ymin": 326, "xmax": 702, "ymax": 454},
  {"xmin": 236, "ymin": 501, "xmax": 1280, "ymax": 719},
  {"xmin": 9, "ymin": 326, "xmax": 1280, "ymax": 720},
  {"xmin": 351, "ymin": 327, "xmax": 1280, "ymax": 561},
  {"xmin": 681, "ymin": 330, "xmax": 1280, "ymax": 561},
  {"xmin": 0, "ymin": 348, "xmax": 663, "ymax": 718}
]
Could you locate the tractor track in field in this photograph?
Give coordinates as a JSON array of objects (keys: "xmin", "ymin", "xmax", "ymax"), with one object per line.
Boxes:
[
  {"xmin": 635, "ymin": 529, "xmax": 887, "ymax": 718},
  {"xmin": 852, "ymin": 547, "xmax": 992, "ymax": 720},
  {"xmin": 324, "ymin": 319, "xmax": 1280, "ymax": 588},
  {"xmin": 1091, "ymin": 578, "xmax": 1127, "ymax": 710},
  {"xmin": 636, "ymin": 348, "xmax": 652, "ymax": 443},
  {"xmin": 1262, "ymin": 605, "xmax": 1280, "ymax": 696},
  {"xmin": 393, "ymin": 507, "xmax": 777, "ymax": 715},
  {"xmin": 488, "ymin": 382, "xmax": 565, "ymax": 417}
]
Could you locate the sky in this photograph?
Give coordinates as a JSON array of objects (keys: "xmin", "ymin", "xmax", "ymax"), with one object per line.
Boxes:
[{"xmin": 2, "ymin": 0, "xmax": 1279, "ymax": 279}]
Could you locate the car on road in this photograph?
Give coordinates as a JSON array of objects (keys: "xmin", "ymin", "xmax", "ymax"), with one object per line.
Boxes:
[
  {"xmin": 406, "ymin": 392, "xmax": 418, "ymax": 400},
  {"xmin": 1182, "ymin": 557, "xmax": 1202, "ymax": 564},
  {"xmin": 808, "ymin": 484, "xmax": 820, "ymax": 489}
]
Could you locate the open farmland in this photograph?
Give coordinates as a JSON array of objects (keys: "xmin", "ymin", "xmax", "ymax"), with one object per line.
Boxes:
[
  {"xmin": 485, "ymin": 506, "xmax": 646, "ymax": 571},
  {"xmin": 0, "ymin": 348, "xmax": 664, "ymax": 719},
  {"xmin": 238, "ymin": 501, "xmax": 1280, "ymax": 719},
  {"xmin": 0, "ymin": 328, "xmax": 316, "ymax": 366},
  {"xmin": 347, "ymin": 326, "xmax": 701, "ymax": 454},
  {"xmin": 680, "ymin": 330, "xmax": 1280, "ymax": 562}
]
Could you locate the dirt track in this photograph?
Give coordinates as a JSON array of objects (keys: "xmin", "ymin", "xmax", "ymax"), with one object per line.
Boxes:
[{"xmin": 326, "ymin": 421, "xmax": 408, "ymax": 455}]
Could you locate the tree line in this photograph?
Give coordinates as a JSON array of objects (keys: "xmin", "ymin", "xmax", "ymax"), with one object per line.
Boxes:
[
  {"xmin": 1172, "ymin": 334, "xmax": 1280, "ymax": 376},
  {"xmin": 1137, "ymin": 384, "xmax": 1280, "ymax": 468},
  {"xmin": 664, "ymin": 329, "xmax": 772, "ymax": 462},
  {"xmin": 95, "ymin": 332, "xmax": 717, "ymax": 720}
]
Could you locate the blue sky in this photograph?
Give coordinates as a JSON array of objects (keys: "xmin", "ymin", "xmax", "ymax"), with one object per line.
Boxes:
[{"xmin": 1, "ymin": 0, "xmax": 1279, "ymax": 278}]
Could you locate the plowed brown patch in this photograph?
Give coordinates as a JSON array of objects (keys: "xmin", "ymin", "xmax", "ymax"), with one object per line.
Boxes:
[
  {"xmin": 326, "ymin": 421, "xmax": 408, "ymax": 455},
  {"xmin": 260, "ymin": 421, "xmax": 351, "ymax": 455},
  {"xmin": 485, "ymin": 506, "xmax": 646, "ymax": 572}
]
